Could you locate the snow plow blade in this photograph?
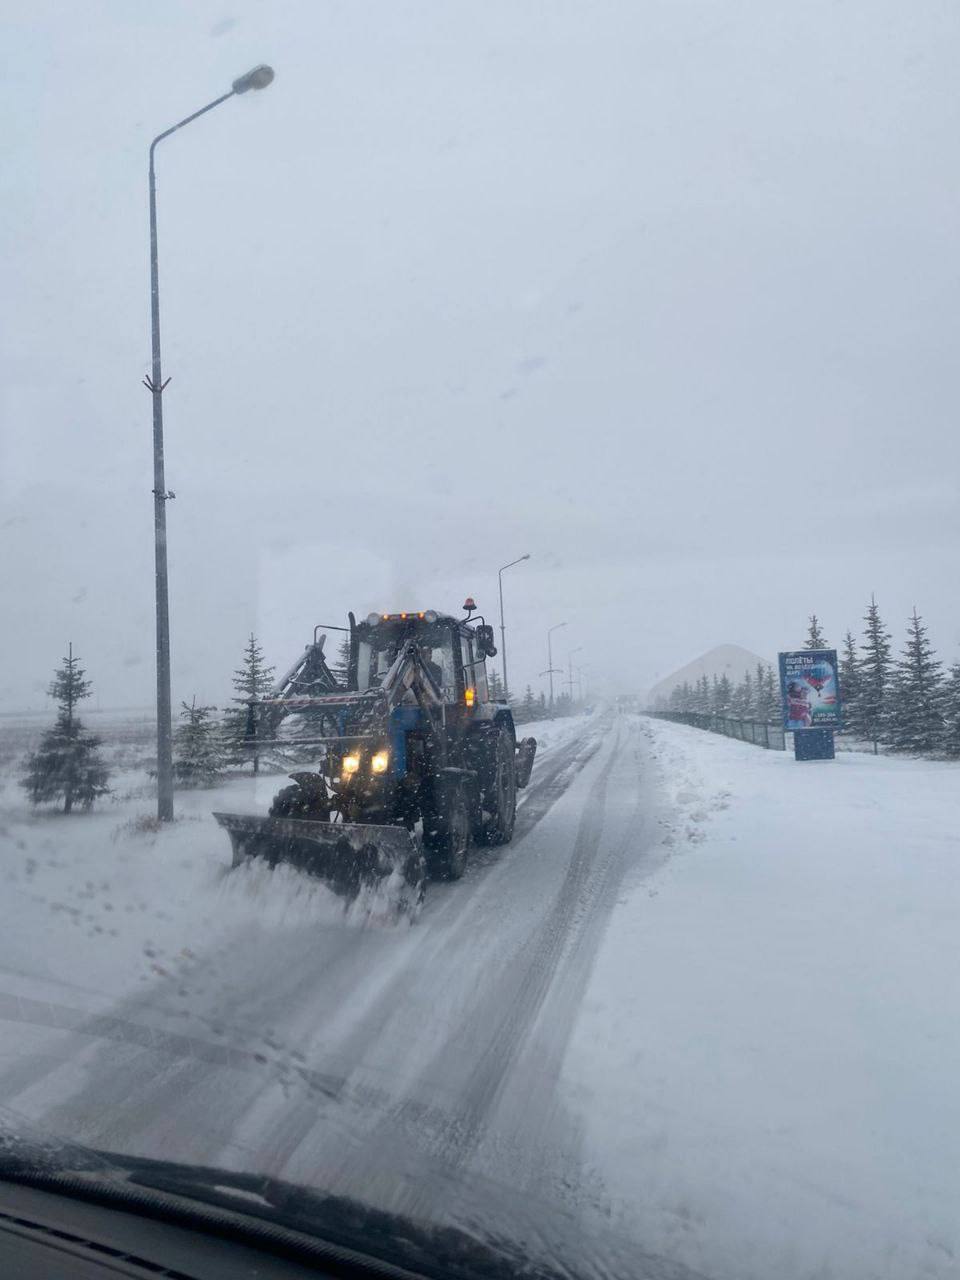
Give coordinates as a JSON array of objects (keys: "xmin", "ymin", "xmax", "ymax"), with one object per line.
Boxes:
[{"xmin": 213, "ymin": 813, "xmax": 425, "ymax": 920}]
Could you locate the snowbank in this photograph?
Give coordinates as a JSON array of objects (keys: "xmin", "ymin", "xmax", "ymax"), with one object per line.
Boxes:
[{"xmin": 566, "ymin": 716, "xmax": 960, "ymax": 1280}]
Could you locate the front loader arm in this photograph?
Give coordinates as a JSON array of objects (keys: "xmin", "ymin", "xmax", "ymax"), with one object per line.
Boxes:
[{"xmin": 380, "ymin": 642, "xmax": 444, "ymax": 712}]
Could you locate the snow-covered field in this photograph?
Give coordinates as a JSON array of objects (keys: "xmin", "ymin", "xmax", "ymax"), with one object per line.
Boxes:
[{"xmin": 567, "ymin": 717, "xmax": 960, "ymax": 1280}]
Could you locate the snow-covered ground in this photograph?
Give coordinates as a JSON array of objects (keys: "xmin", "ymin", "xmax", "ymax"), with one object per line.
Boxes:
[
  {"xmin": 566, "ymin": 717, "xmax": 960, "ymax": 1280},
  {"xmin": 1, "ymin": 709, "xmax": 957, "ymax": 1278}
]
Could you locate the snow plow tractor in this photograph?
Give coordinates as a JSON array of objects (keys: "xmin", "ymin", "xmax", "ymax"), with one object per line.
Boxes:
[{"xmin": 214, "ymin": 601, "xmax": 537, "ymax": 919}]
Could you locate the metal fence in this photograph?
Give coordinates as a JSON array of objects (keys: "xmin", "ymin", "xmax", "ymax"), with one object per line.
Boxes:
[{"xmin": 650, "ymin": 710, "xmax": 786, "ymax": 751}]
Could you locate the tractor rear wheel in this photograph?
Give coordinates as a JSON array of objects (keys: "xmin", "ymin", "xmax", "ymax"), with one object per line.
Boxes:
[{"xmin": 423, "ymin": 778, "xmax": 471, "ymax": 880}]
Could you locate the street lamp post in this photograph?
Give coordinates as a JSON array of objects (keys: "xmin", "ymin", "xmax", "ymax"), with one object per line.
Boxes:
[
  {"xmin": 497, "ymin": 553, "xmax": 530, "ymax": 702},
  {"xmin": 146, "ymin": 65, "xmax": 274, "ymax": 822},
  {"xmin": 546, "ymin": 621, "xmax": 567, "ymax": 708}
]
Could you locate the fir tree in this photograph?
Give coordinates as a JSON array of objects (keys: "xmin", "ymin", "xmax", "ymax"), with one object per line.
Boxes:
[
  {"xmin": 521, "ymin": 684, "xmax": 536, "ymax": 718},
  {"xmin": 888, "ymin": 608, "xmax": 944, "ymax": 754},
  {"xmin": 941, "ymin": 664, "xmax": 960, "ymax": 759},
  {"xmin": 716, "ymin": 673, "xmax": 733, "ymax": 714},
  {"xmin": 764, "ymin": 664, "xmax": 781, "ymax": 722},
  {"xmin": 754, "ymin": 662, "xmax": 775, "ymax": 722},
  {"xmin": 488, "ymin": 668, "xmax": 505, "ymax": 702},
  {"xmin": 21, "ymin": 645, "xmax": 110, "ymax": 813},
  {"xmin": 741, "ymin": 670, "xmax": 755, "ymax": 717},
  {"xmin": 710, "ymin": 673, "xmax": 721, "ymax": 714},
  {"xmin": 838, "ymin": 630, "xmax": 861, "ymax": 734},
  {"xmin": 859, "ymin": 595, "xmax": 892, "ymax": 753},
  {"xmin": 694, "ymin": 677, "xmax": 705, "ymax": 712},
  {"xmin": 805, "ymin": 615, "xmax": 827, "ymax": 649},
  {"xmin": 330, "ymin": 636, "xmax": 351, "ymax": 688},
  {"xmin": 174, "ymin": 697, "xmax": 225, "ymax": 787},
  {"xmin": 225, "ymin": 634, "xmax": 276, "ymax": 773}
]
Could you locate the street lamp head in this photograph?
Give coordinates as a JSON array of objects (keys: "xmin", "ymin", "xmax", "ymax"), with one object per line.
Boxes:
[
  {"xmin": 232, "ymin": 64, "xmax": 275, "ymax": 94},
  {"xmin": 521, "ymin": 553, "xmax": 530, "ymax": 561}
]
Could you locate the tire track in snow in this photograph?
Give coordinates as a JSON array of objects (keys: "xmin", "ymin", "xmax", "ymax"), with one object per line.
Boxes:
[{"xmin": 393, "ymin": 724, "xmax": 622, "ymax": 1166}]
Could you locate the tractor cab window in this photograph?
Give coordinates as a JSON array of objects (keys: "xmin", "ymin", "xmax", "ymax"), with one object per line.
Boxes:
[
  {"xmin": 355, "ymin": 624, "xmax": 456, "ymax": 699},
  {"xmin": 420, "ymin": 629, "xmax": 456, "ymax": 698}
]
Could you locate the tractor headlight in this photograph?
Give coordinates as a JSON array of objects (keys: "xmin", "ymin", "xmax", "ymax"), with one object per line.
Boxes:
[
  {"xmin": 342, "ymin": 754, "xmax": 361, "ymax": 775},
  {"xmin": 370, "ymin": 750, "xmax": 390, "ymax": 774}
]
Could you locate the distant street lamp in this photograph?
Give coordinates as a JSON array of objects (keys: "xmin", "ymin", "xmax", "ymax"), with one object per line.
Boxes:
[
  {"xmin": 147, "ymin": 66, "xmax": 274, "ymax": 822},
  {"xmin": 577, "ymin": 664, "xmax": 589, "ymax": 702},
  {"xmin": 497, "ymin": 553, "xmax": 530, "ymax": 702},
  {"xmin": 546, "ymin": 621, "xmax": 567, "ymax": 708}
]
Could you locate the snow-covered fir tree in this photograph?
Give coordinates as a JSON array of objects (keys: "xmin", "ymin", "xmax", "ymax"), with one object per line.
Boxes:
[
  {"xmin": 716, "ymin": 673, "xmax": 733, "ymax": 714},
  {"xmin": 21, "ymin": 645, "xmax": 110, "ymax": 813},
  {"xmin": 731, "ymin": 669, "xmax": 754, "ymax": 718},
  {"xmin": 487, "ymin": 667, "xmax": 505, "ymax": 702},
  {"xmin": 174, "ymin": 697, "xmax": 225, "ymax": 787},
  {"xmin": 940, "ymin": 664, "xmax": 960, "ymax": 759},
  {"xmin": 859, "ymin": 596, "xmax": 892, "ymax": 753},
  {"xmin": 521, "ymin": 685, "xmax": 536, "ymax": 718},
  {"xmin": 709, "ymin": 674, "xmax": 720, "ymax": 713},
  {"xmin": 331, "ymin": 636, "xmax": 351, "ymax": 688},
  {"xmin": 804, "ymin": 615, "xmax": 827, "ymax": 649},
  {"xmin": 696, "ymin": 677, "xmax": 707, "ymax": 713},
  {"xmin": 838, "ymin": 630, "xmax": 861, "ymax": 735},
  {"xmin": 754, "ymin": 662, "xmax": 778, "ymax": 723},
  {"xmin": 225, "ymin": 634, "xmax": 276, "ymax": 773},
  {"xmin": 888, "ymin": 609, "xmax": 944, "ymax": 754}
]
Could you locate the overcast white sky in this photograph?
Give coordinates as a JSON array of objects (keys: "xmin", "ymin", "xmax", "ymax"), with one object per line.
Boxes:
[{"xmin": 2, "ymin": 1, "xmax": 959, "ymax": 711}]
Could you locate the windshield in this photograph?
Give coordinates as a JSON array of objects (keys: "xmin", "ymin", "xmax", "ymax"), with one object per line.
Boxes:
[
  {"xmin": 2, "ymin": 5, "xmax": 958, "ymax": 1280},
  {"xmin": 355, "ymin": 625, "xmax": 456, "ymax": 695}
]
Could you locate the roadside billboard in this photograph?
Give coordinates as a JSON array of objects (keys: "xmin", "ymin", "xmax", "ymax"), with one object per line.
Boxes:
[{"xmin": 778, "ymin": 649, "xmax": 841, "ymax": 731}]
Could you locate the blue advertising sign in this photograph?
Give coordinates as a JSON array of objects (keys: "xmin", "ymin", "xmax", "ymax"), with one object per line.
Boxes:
[{"xmin": 778, "ymin": 649, "xmax": 841, "ymax": 731}]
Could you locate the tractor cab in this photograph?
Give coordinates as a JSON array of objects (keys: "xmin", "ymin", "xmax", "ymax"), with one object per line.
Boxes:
[{"xmin": 350, "ymin": 608, "xmax": 499, "ymax": 710}]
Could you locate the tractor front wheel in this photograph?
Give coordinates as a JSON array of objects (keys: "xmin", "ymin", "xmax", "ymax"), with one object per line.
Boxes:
[{"xmin": 423, "ymin": 778, "xmax": 471, "ymax": 880}]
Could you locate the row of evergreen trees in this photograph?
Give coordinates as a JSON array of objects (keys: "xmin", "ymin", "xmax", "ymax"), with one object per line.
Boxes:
[
  {"xmin": 22, "ymin": 635, "xmax": 277, "ymax": 811},
  {"xmin": 661, "ymin": 600, "xmax": 960, "ymax": 758},
  {"xmin": 834, "ymin": 600, "xmax": 960, "ymax": 756},
  {"xmin": 664, "ymin": 661, "xmax": 780, "ymax": 722}
]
